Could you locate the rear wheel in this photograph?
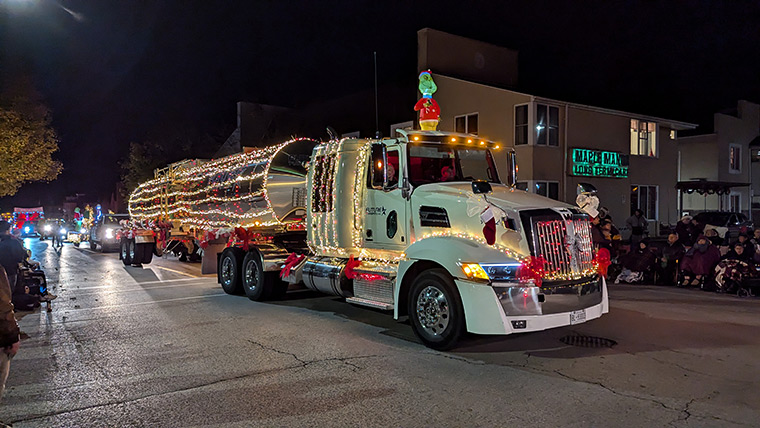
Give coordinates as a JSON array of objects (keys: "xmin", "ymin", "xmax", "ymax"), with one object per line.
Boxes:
[
  {"xmin": 120, "ymin": 239, "xmax": 133, "ymax": 266},
  {"xmin": 242, "ymin": 251, "xmax": 270, "ymax": 301},
  {"xmin": 219, "ymin": 248, "xmax": 244, "ymax": 295},
  {"xmin": 135, "ymin": 243, "xmax": 153, "ymax": 264},
  {"xmin": 408, "ymin": 269, "xmax": 465, "ymax": 350},
  {"xmin": 90, "ymin": 240, "xmax": 97, "ymax": 250}
]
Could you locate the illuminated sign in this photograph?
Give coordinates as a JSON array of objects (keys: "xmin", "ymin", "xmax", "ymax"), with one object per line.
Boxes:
[{"xmin": 571, "ymin": 148, "xmax": 629, "ymax": 178}]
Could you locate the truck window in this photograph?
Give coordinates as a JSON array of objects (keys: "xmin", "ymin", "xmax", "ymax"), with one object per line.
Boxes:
[
  {"xmin": 407, "ymin": 145, "xmax": 500, "ymax": 186},
  {"xmin": 386, "ymin": 149, "xmax": 399, "ymax": 188}
]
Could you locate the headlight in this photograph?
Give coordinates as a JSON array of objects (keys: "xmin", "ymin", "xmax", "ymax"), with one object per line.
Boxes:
[
  {"xmin": 105, "ymin": 228, "xmax": 114, "ymax": 239},
  {"xmin": 24, "ymin": 226, "xmax": 30, "ymax": 233},
  {"xmin": 59, "ymin": 228, "xmax": 67, "ymax": 234},
  {"xmin": 479, "ymin": 263, "xmax": 521, "ymax": 281},
  {"xmin": 44, "ymin": 225, "xmax": 52, "ymax": 232},
  {"xmin": 80, "ymin": 228, "xmax": 86, "ymax": 234}
]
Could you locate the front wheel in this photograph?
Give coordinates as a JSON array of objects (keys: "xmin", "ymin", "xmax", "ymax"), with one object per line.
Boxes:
[{"xmin": 408, "ymin": 269, "xmax": 466, "ymax": 351}]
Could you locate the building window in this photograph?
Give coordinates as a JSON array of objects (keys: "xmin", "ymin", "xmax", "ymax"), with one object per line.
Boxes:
[
  {"xmin": 630, "ymin": 119, "xmax": 657, "ymax": 157},
  {"xmin": 536, "ymin": 104, "xmax": 559, "ymax": 146},
  {"xmin": 630, "ymin": 185, "xmax": 658, "ymax": 220},
  {"xmin": 515, "ymin": 181, "xmax": 528, "ymax": 191},
  {"xmin": 669, "ymin": 130, "xmax": 677, "ymax": 140},
  {"xmin": 455, "ymin": 113, "xmax": 478, "ymax": 135},
  {"xmin": 515, "ymin": 105, "xmax": 528, "ymax": 145},
  {"xmin": 729, "ymin": 144, "xmax": 742, "ymax": 173},
  {"xmin": 728, "ymin": 193, "xmax": 741, "ymax": 213}
]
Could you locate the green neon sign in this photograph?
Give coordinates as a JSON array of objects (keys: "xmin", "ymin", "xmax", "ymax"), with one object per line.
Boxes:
[{"xmin": 571, "ymin": 148, "xmax": 629, "ymax": 178}]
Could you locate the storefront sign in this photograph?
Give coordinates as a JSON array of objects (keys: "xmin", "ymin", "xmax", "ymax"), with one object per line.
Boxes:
[{"xmin": 571, "ymin": 148, "xmax": 629, "ymax": 178}]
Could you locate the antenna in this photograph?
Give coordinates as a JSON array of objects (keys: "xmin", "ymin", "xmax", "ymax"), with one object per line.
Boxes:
[{"xmin": 374, "ymin": 51, "xmax": 381, "ymax": 139}]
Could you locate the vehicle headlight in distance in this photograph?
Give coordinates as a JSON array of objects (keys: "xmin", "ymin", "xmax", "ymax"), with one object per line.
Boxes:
[
  {"xmin": 459, "ymin": 263, "xmax": 490, "ymax": 281},
  {"xmin": 80, "ymin": 228, "xmax": 86, "ymax": 234},
  {"xmin": 24, "ymin": 226, "xmax": 30, "ymax": 233},
  {"xmin": 477, "ymin": 263, "xmax": 521, "ymax": 281},
  {"xmin": 44, "ymin": 225, "xmax": 52, "ymax": 232},
  {"xmin": 59, "ymin": 228, "xmax": 67, "ymax": 234},
  {"xmin": 105, "ymin": 228, "xmax": 114, "ymax": 239}
]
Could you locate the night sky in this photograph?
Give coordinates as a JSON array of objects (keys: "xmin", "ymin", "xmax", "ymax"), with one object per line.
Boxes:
[{"xmin": 1, "ymin": 0, "xmax": 759, "ymax": 209}]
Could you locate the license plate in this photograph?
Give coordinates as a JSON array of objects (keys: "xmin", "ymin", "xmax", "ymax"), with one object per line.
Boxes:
[{"xmin": 570, "ymin": 309, "xmax": 586, "ymax": 325}]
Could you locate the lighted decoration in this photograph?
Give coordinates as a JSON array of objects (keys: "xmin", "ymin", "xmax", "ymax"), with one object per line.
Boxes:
[
  {"xmin": 413, "ymin": 70, "xmax": 440, "ymax": 131},
  {"xmin": 575, "ymin": 193, "xmax": 599, "ymax": 218},
  {"xmin": 344, "ymin": 255, "xmax": 362, "ymax": 280},
  {"xmin": 594, "ymin": 248, "xmax": 611, "ymax": 277}
]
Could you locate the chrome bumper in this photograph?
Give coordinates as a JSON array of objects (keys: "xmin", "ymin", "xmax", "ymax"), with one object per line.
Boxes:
[{"xmin": 492, "ymin": 275, "xmax": 603, "ymax": 317}]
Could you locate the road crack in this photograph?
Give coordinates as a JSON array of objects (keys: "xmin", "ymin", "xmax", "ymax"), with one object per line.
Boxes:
[{"xmin": 247, "ymin": 339, "xmax": 381, "ymax": 372}]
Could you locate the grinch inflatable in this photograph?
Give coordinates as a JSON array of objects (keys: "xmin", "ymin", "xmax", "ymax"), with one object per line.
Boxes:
[{"xmin": 414, "ymin": 70, "xmax": 440, "ymax": 131}]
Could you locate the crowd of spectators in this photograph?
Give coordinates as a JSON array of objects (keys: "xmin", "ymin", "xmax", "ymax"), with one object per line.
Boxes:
[{"xmin": 591, "ymin": 211, "xmax": 759, "ymax": 295}]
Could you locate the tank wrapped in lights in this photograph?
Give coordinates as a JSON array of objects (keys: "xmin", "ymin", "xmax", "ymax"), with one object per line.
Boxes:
[{"xmin": 128, "ymin": 138, "xmax": 319, "ymax": 230}]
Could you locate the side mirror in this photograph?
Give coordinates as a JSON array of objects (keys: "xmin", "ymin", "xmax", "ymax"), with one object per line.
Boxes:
[
  {"xmin": 472, "ymin": 180, "xmax": 492, "ymax": 194},
  {"xmin": 370, "ymin": 144, "xmax": 387, "ymax": 189},
  {"xmin": 506, "ymin": 149, "xmax": 518, "ymax": 187}
]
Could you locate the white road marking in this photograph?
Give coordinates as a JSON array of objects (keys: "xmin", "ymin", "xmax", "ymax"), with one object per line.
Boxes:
[
  {"xmin": 75, "ymin": 277, "xmax": 210, "ymax": 290},
  {"xmin": 73, "ymin": 293, "xmax": 228, "ymax": 311},
  {"xmin": 72, "ymin": 281, "xmax": 217, "ymax": 295}
]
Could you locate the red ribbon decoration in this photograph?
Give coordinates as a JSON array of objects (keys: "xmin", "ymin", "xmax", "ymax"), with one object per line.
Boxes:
[
  {"xmin": 344, "ymin": 255, "xmax": 362, "ymax": 280},
  {"xmin": 517, "ymin": 255, "xmax": 546, "ymax": 287},
  {"xmin": 594, "ymin": 248, "xmax": 611, "ymax": 277},
  {"xmin": 280, "ymin": 253, "xmax": 305, "ymax": 279}
]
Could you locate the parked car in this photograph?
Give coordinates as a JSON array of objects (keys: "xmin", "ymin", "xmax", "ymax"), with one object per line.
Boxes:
[
  {"xmin": 89, "ymin": 214, "xmax": 130, "ymax": 252},
  {"xmin": 692, "ymin": 211, "xmax": 753, "ymax": 241}
]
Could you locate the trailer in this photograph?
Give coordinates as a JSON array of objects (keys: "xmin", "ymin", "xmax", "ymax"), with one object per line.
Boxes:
[{"xmin": 127, "ymin": 131, "xmax": 608, "ymax": 349}]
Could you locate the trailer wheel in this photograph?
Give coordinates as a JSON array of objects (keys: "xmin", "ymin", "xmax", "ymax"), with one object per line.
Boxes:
[
  {"xmin": 120, "ymin": 239, "xmax": 132, "ymax": 266},
  {"xmin": 242, "ymin": 251, "xmax": 270, "ymax": 301},
  {"xmin": 135, "ymin": 243, "xmax": 153, "ymax": 264},
  {"xmin": 219, "ymin": 248, "xmax": 244, "ymax": 295},
  {"xmin": 90, "ymin": 240, "xmax": 97, "ymax": 250},
  {"xmin": 408, "ymin": 269, "xmax": 465, "ymax": 351}
]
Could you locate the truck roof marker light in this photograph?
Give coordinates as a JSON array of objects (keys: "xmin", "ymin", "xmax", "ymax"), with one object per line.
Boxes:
[
  {"xmin": 480, "ymin": 141, "xmax": 485, "ymax": 145},
  {"xmin": 494, "ymin": 145, "xmax": 500, "ymax": 149},
  {"xmin": 467, "ymin": 139, "xmax": 473, "ymax": 144},
  {"xmin": 450, "ymin": 137, "xmax": 457, "ymax": 143},
  {"xmin": 413, "ymin": 136, "xmax": 420, "ymax": 141}
]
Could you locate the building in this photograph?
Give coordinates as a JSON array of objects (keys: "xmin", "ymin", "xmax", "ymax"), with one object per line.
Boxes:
[
  {"xmin": 419, "ymin": 28, "xmax": 697, "ymax": 234},
  {"xmin": 677, "ymin": 100, "xmax": 760, "ymax": 218}
]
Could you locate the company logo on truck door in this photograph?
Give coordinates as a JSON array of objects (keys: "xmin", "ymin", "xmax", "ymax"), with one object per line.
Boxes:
[{"xmin": 366, "ymin": 206, "xmax": 387, "ymax": 215}]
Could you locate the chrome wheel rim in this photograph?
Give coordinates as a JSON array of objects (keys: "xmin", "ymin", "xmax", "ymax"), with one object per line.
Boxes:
[
  {"xmin": 244, "ymin": 259, "xmax": 260, "ymax": 291},
  {"xmin": 129, "ymin": 242, "xmax": 135, "ymax": 261},
  {"xmin": 221, "ymin": 257, "xmax": 234, "ymax": 287},
  {"xmin": 416, "ymin": 285, "xmax": 450, "ymax": 337}
]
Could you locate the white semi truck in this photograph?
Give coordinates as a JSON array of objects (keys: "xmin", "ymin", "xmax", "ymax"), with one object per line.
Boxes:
[{"xmin": 127, "ymin": 130, "xmax": 608, "ymax": 349}]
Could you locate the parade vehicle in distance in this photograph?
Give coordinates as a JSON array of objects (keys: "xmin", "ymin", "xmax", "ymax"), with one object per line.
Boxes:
[
  {"xmin": 89, "ymin": 213, "xmax": 130, "ymax": 252},
  {"xmin": 126, "ymin": 130, "xmax": 609, "ymax": 349}
]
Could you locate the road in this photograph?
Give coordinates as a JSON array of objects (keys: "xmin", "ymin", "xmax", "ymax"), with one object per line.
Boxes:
[{"xmin": 2, "ymin": 238, "xmax": 759, "ymax": 427}]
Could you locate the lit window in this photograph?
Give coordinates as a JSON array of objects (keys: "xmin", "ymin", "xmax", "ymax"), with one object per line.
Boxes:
[
  {"xmin": 455, "ymin": 113, "xmax": 478, "ymax": 135},
  {"xmin": 630, "ymin": 185, "xmax": 658, "ymax": 220},
  {"xmin": 536, "ymin": 104, "xmax": 559, "ymax": 146},
  {"xmin": 630, "ymin": 119, "xmax": 657, "ymax": 157},
  {"xmin": 669, "ymin": 130, "xmax": 677, "ymax": 140}
]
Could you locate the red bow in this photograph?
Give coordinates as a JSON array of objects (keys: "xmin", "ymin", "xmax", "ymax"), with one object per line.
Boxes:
[
  {"xmin": 594, "ymin": 248, "xmax": 611, "ymax": 277},
  {"xmin": 280, "ymin": 253, "xmax": 305, "ymax": 279},
  {"xmin": 344, "ymin": 255, "xmax": 362, "ymax": 279},
  {"xmin": 517, "ymin": 255, "xmax": 546, "ymax": 287}
]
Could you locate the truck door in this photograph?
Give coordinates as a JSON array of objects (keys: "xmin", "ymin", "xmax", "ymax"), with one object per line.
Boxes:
[{"xmin": 363, "ymin": 145, "xmax": 408, "ymax": 250}]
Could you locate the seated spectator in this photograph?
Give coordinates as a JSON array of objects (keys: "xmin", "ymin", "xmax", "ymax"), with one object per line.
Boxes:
[
  {"xmin": 658, "ymin": 233, "xmax": 685, "ymax": 285},
  {"xmin": 675, "ymin": 215, "xmax": 696, "ymax": 247},
  {"xmin": 680, "ymin": 235, "xmax": 721, "ymax": 287},
  {"xmin": 750, "ymin": 228, "xmax": 760, "ymax": 249},
  {"xmin": 703, "ymin": 227, "xmax": 724, "ymax": 246},
  {"xmin": 614, "ymin": 238, "xmax": 656, "ymax": 284},
  {"xmin": 715, "ymin": 242, "xmax": 755, "ymax": 293},
  {"xmin": 732, "ymin": 232, "xmax": 754, "ymax": 255}
]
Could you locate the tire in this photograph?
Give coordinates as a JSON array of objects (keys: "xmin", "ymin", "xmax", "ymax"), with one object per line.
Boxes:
[
  {"xmin": 407, "ymin": 269, "xmax": 466, "ymax": 351},
  {"xmin": 241, "ymin": 251, "xmax": 271, "ymax": 301},
  {"xmin": 90, "ymin": 240, "xmax": 97, "ymax": 250},
  {"xmin": 219, "ymin": 248, "xmax": 244, "ymax": 295},
  {"xmin": 136, "ymin": 243, "xmax": 153, "ymax": 264},
  {"xmin": 121, "ymin": 239, "xmax": 133, "ymax": 266}
]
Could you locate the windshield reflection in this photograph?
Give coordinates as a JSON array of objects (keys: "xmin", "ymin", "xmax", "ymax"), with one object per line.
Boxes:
[{"xmin": 407, "ymin": 144, "xmax": 500, "ymax": 186}]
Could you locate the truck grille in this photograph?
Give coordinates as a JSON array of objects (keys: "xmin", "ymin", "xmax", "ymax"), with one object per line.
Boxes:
[{"xmin": 532, "ymin": 216, "xmax": 595, "ymax": 279}]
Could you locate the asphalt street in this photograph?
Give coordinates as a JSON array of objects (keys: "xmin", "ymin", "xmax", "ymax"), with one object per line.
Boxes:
[{"xmin": 2, "ymin": 238, "xmax": 759, "ymax": 427}]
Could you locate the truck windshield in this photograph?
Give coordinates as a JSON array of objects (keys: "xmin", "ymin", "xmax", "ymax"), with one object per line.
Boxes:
[{"xmin": 407, "ymin": 144, "xmax": 501, "ymax": 186}]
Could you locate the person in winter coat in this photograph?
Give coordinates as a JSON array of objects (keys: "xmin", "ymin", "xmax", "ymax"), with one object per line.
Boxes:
[
  {"xmin": 680, "ymin": 235, "xmax": 721, "ymax": 287},
  {"xmin": 658, "ymin": 233, "xmax": 686, "ymax": 285},
  {"xmin": 715, "ymin": 241, "xmax": 755, "ymax": 293},
  {"xmin": 675, "ymin": 215, "xmax": 697, "ymax": 247},
  {"xmin": 625, "ymin": 209, "xmax": 649, "ymax": 246},
  {"xmin": 0, "ymin": 221, "xmax": 27, "ymax": 294},
  {"xmin": 0, "ymin": 266, "xmax": 20, "ymax": 402},
  {"xmin": 614, "ymin": 238, "xmax": 657, "ymax": 283}
]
